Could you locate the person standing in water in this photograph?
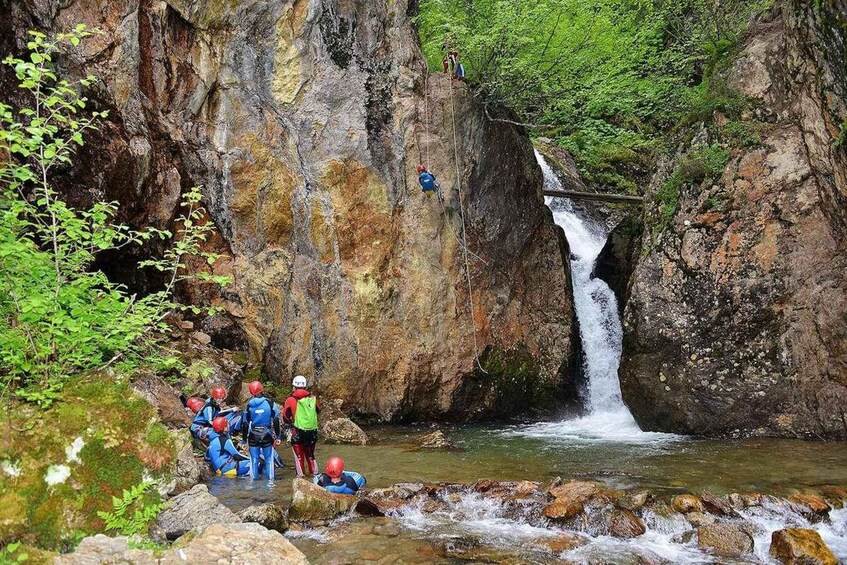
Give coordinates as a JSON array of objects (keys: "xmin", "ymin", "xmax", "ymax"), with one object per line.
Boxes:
[
  {"xmin": 242, "ymin": 380, "xmax": 282, "ymax": 480},
  {"xmin": 283, "ymin": 375, "xmax": 321, "ymax": 477}
]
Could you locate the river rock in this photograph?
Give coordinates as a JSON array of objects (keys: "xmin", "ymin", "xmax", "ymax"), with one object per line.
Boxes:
[
  {"xmin": 289, "ymin": 478, "xmax": 356, "ymax": 522},
  {"xmin": 685, "ymin": 511, "xmax": 716, "ymax": 528},
  {"xmin": 609, "ymin": 509, "xmax": 646, "ymax": 538},
  {"xmin": 789, "ymin": 494, "xmax": 831, "ymax": 521},
  {"xmin": 671, "ymin": 494, "xmax": 703, "ymax": 514},
  {"xmin": 58, "ymin": 524, "xmax": 308, "ymax": 565},
  {"xmin": 820, "ymin": 485, "xmax": 847, "ymax": 508},
  {"xmin": 769, "ymin": 528, "xmax": 838, "ymax": 565},
  {"xmin": 237, "ymin": 502, "xmax": 288, "ymax": 533},
  {"xmin": 701, "ymin": 491, "xmax": 734, "ymax": 516},
  {"xmin": 536, "ymin": 532, "xmax": 590, "ymax": 553},
  {"xmin": 150, "ymin": 484, "xmax": 240, "ymax": 542},
  {"xmin": 411, "ymin": 430, "xmax": 455, "ymax": 450},
  {"xmin": 542, "ymin": 499, "xmax": 584, "ymax": 521},
  {"xmin": 616, "ymin": 489, "xmax": 652, "ymax": 511},
  {"xmin": 697, "ymin": 523, "xmax": 754, "ymax": 557},
  {"xmin": 548, "ymin": 480, "xmax": 604, "ymax": 506},
  {"xmin": 321, "ymin": 417, "xmax": 368, "ymax": 445}
]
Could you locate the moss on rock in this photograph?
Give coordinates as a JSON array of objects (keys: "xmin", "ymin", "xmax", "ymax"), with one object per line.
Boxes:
[{"xmin": 0, "ymin": 374, "xmax": 177, "ymax": 549}]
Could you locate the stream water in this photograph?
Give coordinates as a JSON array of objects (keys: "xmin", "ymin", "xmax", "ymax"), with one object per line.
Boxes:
[{"xmin": 210, "ymin": 153, "xmax": 847, "ymax": 563}]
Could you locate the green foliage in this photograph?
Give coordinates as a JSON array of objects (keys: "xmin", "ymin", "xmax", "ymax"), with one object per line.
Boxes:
[
  {"xmin": 96, "ymin": 481, "xmax": 164, "ymax": 537},
  {"xmin": 834, "ymin": 117, "xmax": 847, "ymax": 150},
  {"xmin": 417, "ymin": 0, "xmax": 769, "ymax": 193},
  {"xmin": 0, "ymin": 29, "xmax": 231, "ymax": 405},
  {"xmin": 654, "ymin": 144, "xmax": 729, "ymax": 231},
  {"xmin": 0, "ymin": 542, "xmax": 28, "ymax": 564}
]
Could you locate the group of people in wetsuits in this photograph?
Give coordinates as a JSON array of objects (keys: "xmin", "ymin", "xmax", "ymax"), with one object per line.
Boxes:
[{"xmin": 184, "ymin": 375, "xmax": 364, "ymax": 494}]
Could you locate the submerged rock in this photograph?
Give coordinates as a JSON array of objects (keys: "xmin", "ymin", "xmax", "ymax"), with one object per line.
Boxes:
[
  {"xmin": 151, "ymin": 484, "xmax": 240, "ymax": 542},
  {"xmin": 237, "ymin": 502, "xmax": 288, "ymax": 533},
  {"xmin": 535, "ymin": 532, "xmax": 590, "ymax": 553},
  {"xmin": 770, "ymin": 528, "xmax": 838, "ymax": 565},
  {"xmin": 289, "ymin": 478, "xmax": 356, "ymax": 522},
  {"xmin": 411, "ymin": 430, "xmax": 456, "ymax": 450},
  {"xmin": 697, "ymin": 523, "xmax": 754, "ymax": 557},
  {"xmin": 58, "ymin": 523, "xmax": 308, "ymax": 564}
]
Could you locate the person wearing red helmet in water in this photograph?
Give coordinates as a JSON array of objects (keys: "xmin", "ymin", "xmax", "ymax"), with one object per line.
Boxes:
[
  {"xmin": 242, "ymin": 380, "xmax": 282, "ymax": 480},
  {"xmin": 205, "ymin": 417, "xmax": 250, "ymax": 477},
  {"xmin": 314, "ymin": 457, "xmax": 366, "ymax": 494},
  {"xmin": 189, "ymin": 386, "xmax": 227, "ymax": 440},
  {"xmin": 283, "ymin": 375, "xmax": 321, "ymax": 477}
]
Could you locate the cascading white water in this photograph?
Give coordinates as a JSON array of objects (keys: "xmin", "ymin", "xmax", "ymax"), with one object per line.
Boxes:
[{"xmin": 515, "ymin": 151, "xmax": 670, "ymax": 442}]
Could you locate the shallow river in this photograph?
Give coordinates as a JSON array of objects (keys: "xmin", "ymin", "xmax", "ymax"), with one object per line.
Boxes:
[{"xmin": 210, "ymin": 424, "xmax": 847, "ymax": 564}]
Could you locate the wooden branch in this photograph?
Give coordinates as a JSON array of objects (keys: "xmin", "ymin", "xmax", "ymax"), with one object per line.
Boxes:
[{"xmin": 542, "ymin": 190, "xmax": 644, "ymax": 204}]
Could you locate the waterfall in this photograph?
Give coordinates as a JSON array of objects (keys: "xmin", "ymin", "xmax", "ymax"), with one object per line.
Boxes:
[{"xmin": 515, "ymin": 151, "xmax": 671, "ymax": 442}]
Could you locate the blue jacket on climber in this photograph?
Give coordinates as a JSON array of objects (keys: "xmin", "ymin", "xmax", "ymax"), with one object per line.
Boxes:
[{"xmin": 417, "ymin": 164, "xmax": 438, "ymax": 194}]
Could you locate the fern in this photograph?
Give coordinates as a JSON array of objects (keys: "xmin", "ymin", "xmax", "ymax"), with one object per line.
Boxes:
[{"xmin": 96, "ymin": 481, "xmax": 164, "ymax": 537}]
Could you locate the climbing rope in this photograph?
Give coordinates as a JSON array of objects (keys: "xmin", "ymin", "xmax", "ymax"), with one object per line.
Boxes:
[{"xmin": 447, "ymin": 76, "xmax": 487, "ymax": 374}]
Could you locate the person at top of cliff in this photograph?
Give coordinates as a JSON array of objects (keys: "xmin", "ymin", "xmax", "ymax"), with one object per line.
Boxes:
[
  {"xmin": 314, "ymin": 457, "xmax": 366, "ymax": 495},
  {"xmin": 190, "ymin": 386, "xmax": 228, "ymax": 441},
  {"xmin": 242, "ymin": 380, "xmax": 282, "ymax": 480},
  {"xmin": 205, "ymin": 416, "xmax": 251, "ymax": 476},
  {"xmin": 454, "ymin": 61, "xmax": 466, "ymax": 82},
  {"xmin": 442, "ymin": 55, "xmax": 450, "ymax": 73},
  {"xmin": 448, "ymin": 50, "xmax": 459, "ymax": 72},
  {"xmin": 283, "ymin": 375, "xmax": 321, "ymax": 478},
  {"xmin": 417, "ymin": 164, "xmax": 443, "ymax": 201}
]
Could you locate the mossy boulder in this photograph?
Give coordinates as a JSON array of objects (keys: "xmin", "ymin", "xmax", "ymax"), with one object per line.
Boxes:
[{"xmin": 0, "ymin": 374, "xmax": 178, "ymax": 549}]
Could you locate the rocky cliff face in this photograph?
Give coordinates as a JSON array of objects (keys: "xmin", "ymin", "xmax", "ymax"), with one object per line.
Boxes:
[
  {"xmin": 0, "ymin": 0, "xmax": 574, "ymax": 420},
  {"xmin": 620, "ymin": 3, "xmax": 847, "ymax": 437}
]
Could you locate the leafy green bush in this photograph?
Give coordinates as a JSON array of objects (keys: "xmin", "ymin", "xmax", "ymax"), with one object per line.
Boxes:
[
  {"xmin": 96, "ymin": 481, "xmax": 164, "ymax": 537},
  {"xmin": 0, "ymin": 29, "xmax": 230, "ymax": 405}
]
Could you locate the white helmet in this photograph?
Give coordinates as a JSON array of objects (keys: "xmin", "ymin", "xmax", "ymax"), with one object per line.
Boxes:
[{"xmin": 292, "ymin": 375, "xmax": 307, "ymax": 388}]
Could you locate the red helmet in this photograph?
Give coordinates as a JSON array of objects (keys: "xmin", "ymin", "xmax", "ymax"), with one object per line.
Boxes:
[
  {"xmin": 212, "ymin": 416, "xmax": 228, "ymax": 433},
  {"xmin": 186, "ymin": 397, "xmax": 204, "ymax": 413},
  {"xmin": 211, "ymin": 387, "xmax": 227, "ymax": 400},
  {"xmin": 416, "ymin": 164, "xmax": 426, "ymax": 173},
  {"xmin": 325, "ymin": 456, "xmax": 345, "ymax": 478},
  {"xmin": 248, "ymin": 381, "xmax": 264, "ymax": 396}
]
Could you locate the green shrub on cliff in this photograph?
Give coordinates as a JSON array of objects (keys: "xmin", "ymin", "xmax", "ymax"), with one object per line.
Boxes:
[
  {"xmin": 0, "ymin": 28, "xmax": 230, "ymax": 405},
  {"xmin": 416, "ymin": 0, "xmax": 770, "ymax": 193}
]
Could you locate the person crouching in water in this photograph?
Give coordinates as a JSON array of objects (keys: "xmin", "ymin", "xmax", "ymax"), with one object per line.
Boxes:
[
  {"xmin": 315, "ymin": 457, "xmax": 365, "ymax": 495},
  {"xmin": 242, "ymin": 380, "xmax": 282, "ymax": 480},
  {"xmin": 190, "ymin": 386, "xmax": 227, "ymax": 440},
  {"xmin": 283, "ymin": 375, "xmax": 320, "ymax": 477},
  {"xmin": 206, "ymin": 417, "xmax": 250, "ymax": 477}
]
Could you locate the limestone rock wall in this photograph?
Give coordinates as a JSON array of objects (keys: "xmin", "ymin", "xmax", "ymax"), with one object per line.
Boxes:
[
  {"xmin": 0, "ymin": 0, "xmax": 574, "ymax": 420},
  {"xmin": 620, "ymin": 4, "xmax": 847, "ymax": 437}
]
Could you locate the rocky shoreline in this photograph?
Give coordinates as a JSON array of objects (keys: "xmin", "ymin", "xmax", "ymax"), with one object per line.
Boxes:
[{"xmin": 60, "ymin": 477, "xmax": 845, "ymax": 564}]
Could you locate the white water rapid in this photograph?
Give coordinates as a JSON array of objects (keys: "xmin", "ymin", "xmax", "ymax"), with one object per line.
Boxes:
[{"xmin": 513, "ymin": 152, "xmax": 673, "ymax": 443}]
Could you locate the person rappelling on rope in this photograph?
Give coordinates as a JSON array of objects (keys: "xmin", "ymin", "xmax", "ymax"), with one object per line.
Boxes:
[{"xmin": 417, "ymin": 164, "xmax": 444, "ymax": 202}]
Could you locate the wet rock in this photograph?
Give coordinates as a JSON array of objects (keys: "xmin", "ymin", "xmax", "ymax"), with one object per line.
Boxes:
[
  {"xmin": 697, "ymin": 523, "xmax": 754, "ymax": 557},
  {"xmin": 288, "ymin": 478, "xmax": 356, "ymax": 522},
  {"xmin": 166, "ymin": 430, "xmax": 203, "ymax": 496},
  {"xmin": 321, "ymin": 417, "xmax": 368, "ymax": 445},
  {"xmin": 671, "ymin": 494, "xmax": 703, "ymax": 514},
  {"xmin": 542, "ymin": 499, "xmax": 584, "ymax": 521},
  {"xmin": 354, "ymin": 498, "xmax": 385, "ymax": 517},
  {"xmin": 685, "ymin": 511, "xmax": 716, "ymax": 528},
  {"xmin": 131, "ymin": 373, "xmax": 190, "ymax": 428},
  {"xmin": 789, "ymin": 494, "xmax": 831, "ymax": 521},
  {"xmin": 701, "ymin": 491, "xmax": 734, "ymax": 516},
  {"xmin": 168, "ymin": 523, "xmax": 308, "ymax": 564},
  {"xmin": 770, "ymin": 528, "xmax": 838, "ymax": 565},
  {"xmin": 151, "ymin": 484, "xmax": 240, "ymax": 542},
  {"xmin": 411, "ymin": 430, "xmax": 455, "ymax": 450},
  {"xmin": 616, "ymin": 489, "xmax": 652, "ymax": 511},
  {"xmin": 820, "ymin": 485, "xmax": 847, "ymax": 508},
  {"xmin": 609, "ymin": 509, "xmax": 646, "ymax": 538},
  {"xmin": 548, "ymin": 480, "xmax": 604, "ymax": 506},
  {"xmin": 740, "ymin": 492, "xmax": 766, "ymax": 507},
  {"xmin": 536, "ymin": 532, "xmax": 590, "ymax": 552},
  {"xmin": 237, "ymin": 502, "xmax": 288, "ymax": 533}
]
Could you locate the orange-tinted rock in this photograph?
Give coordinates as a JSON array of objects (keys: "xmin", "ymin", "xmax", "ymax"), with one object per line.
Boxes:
[
  {"xmin": 609, "ymin": 509, "xmax": 646, "ymax": 538},
  {"xmin": 671, "ymin": 494, "xmax": 703, "ymax": 514},
  {"xmin": 789, "ymin": 494, "xmax": 831, "ymax": 516},
  {"xmin": 548, "ymin": 480, "xmax": 604, "ymax": 506},
  {"xmin": 770, "ymin": 528, "xmax": 838, "ymax": 565},
  {"xmin": 542, "ymin": 500, "xmax": 584, "ymax": 521}
]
